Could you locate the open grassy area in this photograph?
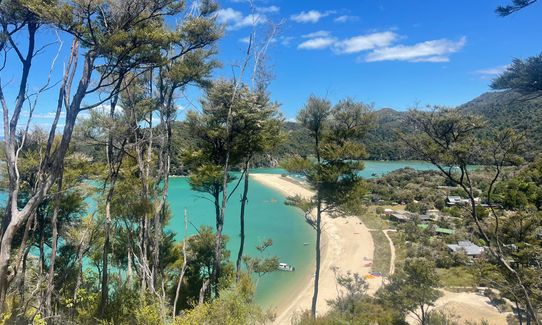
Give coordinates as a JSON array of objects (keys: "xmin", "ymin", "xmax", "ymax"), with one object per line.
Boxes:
[
  {"xmin": 356, "ymin": 206, "xmax": 392, "ymax": 276},
  {"xmin": 437, "ymin": 266, "xmax": 477, "ymax": 288}
]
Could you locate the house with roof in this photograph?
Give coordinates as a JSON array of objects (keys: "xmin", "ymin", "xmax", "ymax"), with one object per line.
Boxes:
[
  {"xmin": 446, "ymin": 196, "xmax": 463, "ymax": 206},
  {"xmin": 447, "ymin": 240, "xmax": 484, "ymax": 257},
  {"xmin": 390, "ymin": 211, "xmax": 412, "ymax": 222},
  {"xmin": 446, "ymin": 196, "xmax": 480, "ymax": 206},
  {"xmin": 418, "ymin": 224, "xmax": 455, "ymax": 235}
]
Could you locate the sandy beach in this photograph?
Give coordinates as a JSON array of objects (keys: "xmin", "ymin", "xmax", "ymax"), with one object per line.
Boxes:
[{"xmin": 251, "ymin": 174, "xmax": 381, "ymax": 324}]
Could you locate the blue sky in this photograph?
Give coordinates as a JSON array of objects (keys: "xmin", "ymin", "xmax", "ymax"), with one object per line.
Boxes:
[
  {"xmin": 213, "ymin": 0, "xmax": 542, "ymax": 118},
  {"xmin": 1, "ymin": 0, "xmax": 541, "ymax": 130}
]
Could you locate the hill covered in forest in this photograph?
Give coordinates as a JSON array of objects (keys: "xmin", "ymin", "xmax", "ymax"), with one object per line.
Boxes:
[
  {"xmin": 276, "ymin": 90, "xmax": 542, "ymax": 161},
  {"xmin": 167, "ymin": 90, "xmax": 542, "ymax": 170}
]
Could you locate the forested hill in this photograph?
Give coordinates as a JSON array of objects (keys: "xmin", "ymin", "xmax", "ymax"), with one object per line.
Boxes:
[
  {"xmin": 458, "ymin": 91, "xmax": 542, "ymax": 159},
  {"xmin": 275, "ymin": 90, "xmax": 542, "ymax": 161},
  {"xmin": 168, "ymin": 90, "xmax": 542, "ymax": 168}
]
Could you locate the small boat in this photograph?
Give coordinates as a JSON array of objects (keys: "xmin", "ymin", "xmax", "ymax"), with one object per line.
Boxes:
[
  {"xmin": 278, "ymin": 262, "xmax": 295, "ymax": 272},
  {"xmin": 303, "ymin": 242, "xmax": 309, "ymax": 246}
]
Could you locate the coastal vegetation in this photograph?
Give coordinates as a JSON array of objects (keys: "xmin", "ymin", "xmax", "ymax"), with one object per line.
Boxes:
[{"xmin": 1, "ymin": 0, "xmax": 541, "ymax": 324}]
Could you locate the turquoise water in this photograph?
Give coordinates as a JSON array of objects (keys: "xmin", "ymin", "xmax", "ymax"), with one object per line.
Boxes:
[
  {"xmin": 166, "ymin": 176, "xmax": 314, "ymax": 306},
  {"xmin": 249, "ymin": 160, "xmax": 438, "ymax": 178},
  {"xmin": 166, "ymin": 160, "xmax": 438, "ymax": 306},
  {"xmin": 0, "ymin": 161, "xmax": 437, "ymax": 307}
]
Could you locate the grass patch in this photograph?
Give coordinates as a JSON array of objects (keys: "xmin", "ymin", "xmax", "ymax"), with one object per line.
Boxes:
[
  {"xmin": 370, "ymin": 230, "xmax": 391, "ymax": 275},
  {"xmin": 356, "ymin": 206, "xmax": 392, "ymax": 276},
  {"xmin": 437, "ymin": 266, "xmax": 477, "ymax": 288},
  {"xmin": 388, "ymin": 231, "xmax": 406, "ymax": 264}
]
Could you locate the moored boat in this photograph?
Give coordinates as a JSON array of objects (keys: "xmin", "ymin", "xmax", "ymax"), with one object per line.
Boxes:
[{"xmin": 278, "ymin": 262, "xmax": 295, "ymax": 272}]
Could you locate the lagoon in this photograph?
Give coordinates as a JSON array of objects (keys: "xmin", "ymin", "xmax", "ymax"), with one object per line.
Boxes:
[
  {"xmin": 0, "ymin": 160, "xmax": 438, "ymax": 306},
  {"xmin": 165, "ymin": 160, "xmax": 438, "ymax": 306}
]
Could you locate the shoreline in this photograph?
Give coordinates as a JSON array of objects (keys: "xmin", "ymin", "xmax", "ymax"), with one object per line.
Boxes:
[{"xmin": 251, "ymin": 174, "xmax": 382, "ymax": 323}]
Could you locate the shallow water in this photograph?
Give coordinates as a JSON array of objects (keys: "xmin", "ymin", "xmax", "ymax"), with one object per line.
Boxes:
[
  {"xmin": 166, "ymin": 160, "xmax": 438, "ymax": 306},
  {"xmin": 0, "ymin": 161, "xmax": 438, "ymax": 306}
]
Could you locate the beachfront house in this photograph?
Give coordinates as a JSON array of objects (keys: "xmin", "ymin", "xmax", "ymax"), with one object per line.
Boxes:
[{"xmin": 447, "ymin": 240, "xmax": 484, "ymax": 257}]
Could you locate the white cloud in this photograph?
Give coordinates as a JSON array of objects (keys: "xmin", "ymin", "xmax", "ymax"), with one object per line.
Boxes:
[
  {"xmin": 365, "ymin": 37, "xmax": 466, "ymax": 62},
  {"xmin": 280, "ymin": 36, "xmax": 295, "ymax": 47},
  {"xmin": 302, "ymin": 30, "xmax": 331, "ymax": 39},
  {"xmin": 256, "ymin": 6, "xmax": 280, "ymax": 13},
  {"xmin": 215, "ymin": 8, "xmax": 267, "ymax": 30},
  {"xmin": 334, "ymin": 31, "xmax": 398, "ymax": 54},
  {"xmin": 298, "ymin": 37, "xmax": 337, "ymax": 50},
  {"xmin": 239, "ymin": 36, "xmax": 251, "ymax": 43},
  {"xmin": 291, "ymin": 10, "xmax": 331, "ymax": 23},
  {"xmin": 216, "ymin": 8, "xmax": 242, "ymax": 23},
  {"xmin": 334, "ymin": 15, "xmax": 359, "ymax": 23},
  {"xmin": 476, "ymin": 65, "xmax": 509, "ymax": 76}
]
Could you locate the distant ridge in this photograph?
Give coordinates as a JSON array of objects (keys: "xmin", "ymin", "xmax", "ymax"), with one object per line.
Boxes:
[{"xmin": 351, "ymin": 91, "xmax": 542, "ymax": 160}]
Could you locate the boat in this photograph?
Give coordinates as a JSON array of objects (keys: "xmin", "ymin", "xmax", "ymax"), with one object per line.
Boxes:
[{"xmin": 278, "ymin": 262, "xmax": 295, "ymax": 272}]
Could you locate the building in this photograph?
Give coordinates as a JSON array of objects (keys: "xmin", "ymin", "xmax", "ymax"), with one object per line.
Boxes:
[
  {"xmin": 446, "ymin": 196, "xmax": 463, "ymax": 206},
  {"xmin": 390, "ymin": 212, "xmax": 412, "ymax": 222},
  {"xmin": 446, "ymin": 196, "xmax": 480, "ymax": 206},
  {"xmin": 447, "ymin": 240, "xmax": 484, "ymax": 257},
  {"xmin": 418, "ymin": 224, "xmax": 455, "ymax": 235}
]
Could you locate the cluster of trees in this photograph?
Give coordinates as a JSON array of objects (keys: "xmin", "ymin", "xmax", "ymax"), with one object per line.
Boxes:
[
  {"xmin": 401, "ymin": 106, "xmax": 541, "ymax": 323},
  {"xmin": 0, "ymin": 0, "xmax": 282, "ymax": 323}
]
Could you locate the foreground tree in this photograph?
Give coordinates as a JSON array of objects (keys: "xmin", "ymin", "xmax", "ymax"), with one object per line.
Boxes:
[
  {"xmin": 0, "ymin": 0, "xmax": 181, "ymax": 307},
  {"xmin": 491, "ymin": 53, "xmax": 542, "ymax": 100},
  {"xmin": 379, "ymin": 258, "xmax": 441, "ymax": 325},
  {"xmin": 496, "ymin": 0, "xmax": 538, "ymax": 16},
  {"xmin": 283, "ymin": 97, "xmax": 374, "ymax": 318},
  {"xmin": 1, "ymin": 0, "xmax": 220, "ymax": 319}
]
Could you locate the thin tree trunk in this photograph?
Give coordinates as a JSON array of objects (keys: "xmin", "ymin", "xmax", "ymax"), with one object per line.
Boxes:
[
  {"xmin": 198, "ymin": 278, "xmax": 210, "ymax": 305},
  {"xmin": 45, "ymin": 169, "xmax": 64, "ymax": 317},
  {"xmin": 173, "ymin": 208, "xmax": 189, "ymax": 318},
  {"xmin": 98, "ymin": 93, "xmax": 123, "ymax": 318},
  {"xmin": 72, "ymin": 241, "xmax": 85, "ymax": 316},
  {"xmin": 311, "ymin": 198, "xmax": 322, "ymax": 318},
  {"xmin": 99, "ymin": 193, "xmax": 112, "ymax": 318},
  {"xmin": 236, "ymin": 161, "xmax": 250, "ymax": 282},
  {"xmin": 127, "ymin": 245, "xmax": 133, "ymax": 288}
]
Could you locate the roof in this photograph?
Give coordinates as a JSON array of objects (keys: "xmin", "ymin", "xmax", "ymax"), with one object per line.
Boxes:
[
  {"xmin": 447, "ymin": 241, "xmax": 484, "ymax": 256},
  {"xmin": 391, "ymin": 213, "xmax": 410, "ymax": 221},
  {"xmin": 435, "ymin": 227, "xmax": 455, "ymax": 235},
  {"xmin": 417, "ymin": 224, "xmax": 455, "ymax": 234},
  {"xmin": 447, "ymin": 196, "xmax": 462, "ymax": 201}
]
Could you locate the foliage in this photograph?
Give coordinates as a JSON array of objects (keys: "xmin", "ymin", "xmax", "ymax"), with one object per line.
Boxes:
[
  {"xmin": 378, "ymin": 258, "xmax": 441, "ymax": 324},
  {"xmin": 174, "ymin": 280, "xmax": 271, "ymax": 325},
  {"xmin": 492, "ymin": 53, "xmax": 542, "ymax": 97}
]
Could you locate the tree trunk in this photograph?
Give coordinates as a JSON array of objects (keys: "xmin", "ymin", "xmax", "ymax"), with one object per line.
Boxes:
[
  {"xmin": 310, "ymin": 198, "xmax": 322, "ymax": 318},
  {"xmin": 45, "ymin": 170, "xmax": 64, "ymax": 317},
  {"xmin": 236, "ymin": 162, "xmax": 250, "ymax": 282},
  {"xmin": 127, "ymin": 245, "xmax": 133, "ymax": 288},
  {"xmin": 173, "ymin": 209, "xmax": 189, "ymax": 318},
  {"xmin": 99, "ymin": 197, "xmax": 112, "ymax": 318},
  {"xmin": 72, "ymin": 241, "xmax": 85, "ymax": 316},
  {"xmin": 98, "ymin": 92, "xmax": 124, "ymax": 318},
  {"xmin": 198, "ymin": 278, "xmax": 210, "ymax": 305}
]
